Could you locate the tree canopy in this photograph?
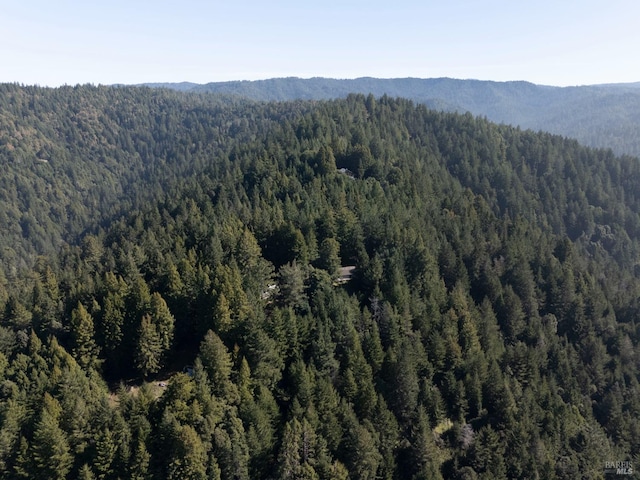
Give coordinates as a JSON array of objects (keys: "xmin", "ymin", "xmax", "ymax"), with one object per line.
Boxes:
[{"xmin": 0, "ymin": 85, "xmax": 639, "ymax": 479}]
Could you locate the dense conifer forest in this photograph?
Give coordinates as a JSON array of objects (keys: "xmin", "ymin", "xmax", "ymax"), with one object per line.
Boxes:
[
  {"xmin": 0, "ymin": 84, "xmax": 639, "ymax": 479},
  {"xmin": 147, "ymin": 77, "xmax": 640, "ymax": 158}
]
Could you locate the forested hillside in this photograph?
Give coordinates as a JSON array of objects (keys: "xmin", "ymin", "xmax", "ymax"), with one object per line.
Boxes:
[
  {"xmin": 0, "ymin": 84, "xmax": 313, "ymax": 277},
  {"xmin": 147, "ymin": 77, "xmax": 640, "ymax": 158},
  {"xmin": 1, "ymin": 86, "xmax": 639, "ymax": 479}
]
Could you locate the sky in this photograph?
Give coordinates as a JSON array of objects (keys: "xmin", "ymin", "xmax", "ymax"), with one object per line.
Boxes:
[{"xmin": 2, "ymin": 0, "xmax": 638, "ymax": 88}]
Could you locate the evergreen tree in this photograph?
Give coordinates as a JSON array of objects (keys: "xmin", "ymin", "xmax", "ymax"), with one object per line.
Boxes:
[
  {"xmin": 212, "ymin": 291, "xmax": 232, "ymax": 334},
  {"xmin": 167, "ymin": 424, "xmax": 208, "ymax": 480},
  {"xmin": 278, "ymin": 261, "xmax": 309, "ymax": 312},
  {"xmin": 277, "ymin": 418, "xmax": 320, "ymax": 480},
  {"xmin": 30, "ymin": 395, "xmax": 73, "ymax": 480},
  {"xmin": 213, "ymin": 413, "xmax": 250, "ymax": 480},
  {"xmin": 93, "ymin": 428, "xmax": 117, "ymax": 480},
  {"xmin": 128, "ymin": 439, "xmax": 151, "ymax": 480},
  {"xmin": 340, "ymin": 407, "xmax": 382, "ymax": 480},
  {"xmin": 77, "ymin": 464, "xmax": 96, "ymax": 480},
  {"xmin": 199, "ymin": 330, "xmax": 238, "ymax": 403},
  {"xmin": 135, "ymin": 314, "xmax": 162, "ymax": 378},
  {"xmin": 70, "ymin": 302, "xmax": 100, "ymax": 370},
  {"xmin": 149, "ymin": 292, "xmax": 174, "ymax": 355},
  {"xmin": 316, "ymin": 238, "xmax": 341, "ymax": 278},
  {"xmin": 13, "ymin": 436, "xmax": 31, "ymax": 479}
]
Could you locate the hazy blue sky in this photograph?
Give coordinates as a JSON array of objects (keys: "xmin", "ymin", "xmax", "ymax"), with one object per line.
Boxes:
[{"xmin": 2, "ymin": 0, "xmax": 638, "ymax": 87}]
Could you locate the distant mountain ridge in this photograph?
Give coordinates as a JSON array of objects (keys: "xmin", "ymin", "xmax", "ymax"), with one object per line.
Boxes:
[{"xmin": 142, "ymin": 77, "xmax": 640, "ymax": 157}]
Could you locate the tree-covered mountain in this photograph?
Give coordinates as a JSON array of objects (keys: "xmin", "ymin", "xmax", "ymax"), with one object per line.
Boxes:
[
  {"xmin": 1, "ymin": 85, "xmax": 639, "ymax": 479},
  {"xmin": 144, "ymin": 77, "xmax": 640, "ymax": 158},
  {"xmin": 0, "ymin": 83, "xmax": 316, "ymax": 277}
]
